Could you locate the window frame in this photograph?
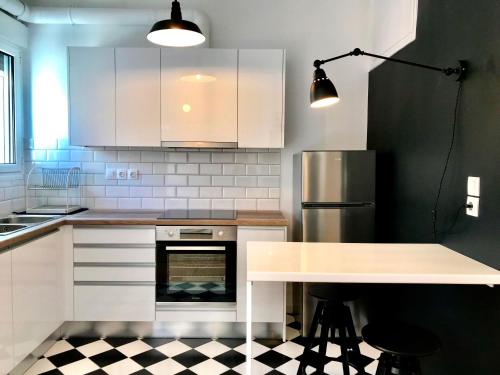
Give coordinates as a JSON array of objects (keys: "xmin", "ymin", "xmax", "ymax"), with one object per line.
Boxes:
[{"xmin": 0, "ymin": 40, "xmax": 23, "ymax": 174}]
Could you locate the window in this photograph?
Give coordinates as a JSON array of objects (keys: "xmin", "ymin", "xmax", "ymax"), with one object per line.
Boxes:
[{"xmin": 0, "ymin": 50, "xmax": 15, "ymax": 164}]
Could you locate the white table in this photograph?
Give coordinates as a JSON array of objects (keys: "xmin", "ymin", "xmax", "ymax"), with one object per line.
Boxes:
[{"xmin": 245, "ymin": 242, "xmax": 500, "ymax": 374}]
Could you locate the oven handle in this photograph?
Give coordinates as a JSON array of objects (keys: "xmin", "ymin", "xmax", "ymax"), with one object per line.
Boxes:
[{"xmin": 165, "ymin": 246, "xmax": 226, "ymax": 251}]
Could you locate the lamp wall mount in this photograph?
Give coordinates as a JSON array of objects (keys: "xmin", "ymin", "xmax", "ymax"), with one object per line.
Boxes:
[{"xmin": 314, "ymin": 48, "xmax": 467, "ymax": 81}]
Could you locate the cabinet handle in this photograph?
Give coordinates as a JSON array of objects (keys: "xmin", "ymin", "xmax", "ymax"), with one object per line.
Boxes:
[{"xmin": 74, "ymin": 281, "xmax": 155, "ymax": 286}]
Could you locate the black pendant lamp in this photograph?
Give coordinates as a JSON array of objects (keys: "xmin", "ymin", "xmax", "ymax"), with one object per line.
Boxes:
[
  {"xmin": 147, "ymin": 0, "xmax": 205, "ymax": 47},
  {"xmin": 310, "ymin": 67, "xmax": 339, "ymax": 108}
]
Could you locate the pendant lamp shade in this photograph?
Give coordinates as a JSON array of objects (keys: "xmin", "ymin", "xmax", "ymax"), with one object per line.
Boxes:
[
  {"xmin": 147, "ymin": 0, "xmax": 205, "ymax": 47},
  {"xmin": 310, "ymin": 67, "xmax": 339, "ymax": 108}
]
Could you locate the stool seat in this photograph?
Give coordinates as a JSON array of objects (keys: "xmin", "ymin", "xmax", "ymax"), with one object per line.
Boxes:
[
  {"xmin": 309, "ymin": 284, "xmax": 362, "ymax": 302},
  {"xmin": 362, "ymin": 321, "xmax": 441, "ymax": 357}
]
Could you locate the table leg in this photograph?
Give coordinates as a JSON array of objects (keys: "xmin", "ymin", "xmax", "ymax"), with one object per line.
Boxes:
[{"xmin": 246, "ymin": 281, "xmax": 253, "ymax": 374}]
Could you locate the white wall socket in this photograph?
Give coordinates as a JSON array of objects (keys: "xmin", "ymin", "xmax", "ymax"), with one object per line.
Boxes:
[
  {"xmin": 127, "ymin": 169, "xmax": 139, "ymax": 180},
  {"xmin": 467, "ymin": 176, "xmax": 480, "ymax": 197},
  {"xmin": 117, "ymin": 168, "xmax": 127, "ymax": 180},
  {"xmin": 466, "ymin": 196, "xmax": 479, "ymax": 217},
  {"xmin": 105, "ymin": 168, "xmax": 116, "ymax": 180}
]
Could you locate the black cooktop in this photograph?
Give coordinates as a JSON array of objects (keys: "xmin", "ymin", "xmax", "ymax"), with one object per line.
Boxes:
[{"xmin": 159, "ymin": 209, "xmax": 237, "ymax": 220}]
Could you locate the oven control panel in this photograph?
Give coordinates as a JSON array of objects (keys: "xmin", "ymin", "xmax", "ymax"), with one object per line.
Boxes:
[{"xmin": 156, "ymin": 226, "xmax": 237, "ymax": 241}]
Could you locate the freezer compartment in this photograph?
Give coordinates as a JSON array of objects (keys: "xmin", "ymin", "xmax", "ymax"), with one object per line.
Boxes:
[{"xmin": 302, "ymin": 205, "xmax": 375, "ymax": 243}]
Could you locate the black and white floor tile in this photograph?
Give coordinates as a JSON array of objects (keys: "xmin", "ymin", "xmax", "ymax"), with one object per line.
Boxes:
[{"xmin": 24, "ymin": 317, "xmax": 381, "ymax": 375}]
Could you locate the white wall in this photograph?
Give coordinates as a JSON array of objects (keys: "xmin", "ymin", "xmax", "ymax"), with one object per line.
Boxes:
[{"xmin": 25, "ymin": 0, "xmax": 372, "ymax": 232}]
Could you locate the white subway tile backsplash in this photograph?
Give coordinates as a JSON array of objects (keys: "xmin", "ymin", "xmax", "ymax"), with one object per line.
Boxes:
[
  {"xmin": 177, "ymin": 187, "xmax": 199, "ymax": 198},
  {"xmin": 258, "ymin": 152, "xmax": 281, "ymax": 164},
  {"xmin": 188, "ymin": 199, "xmax": 211, "ymax": 210},
  {"xmin": 212, "ymin": 153, "xmax": 234, "ymax": 163},
  {"xmin": 165, "ymin": 198, "xmax": 188, "ymax": 209},
  {"xmin": 200, "ymin": 164, "xmax": 222, "ymax": 175},
  {"xmin": 177, "ymin": 164, "xmax": 199, "ymax": 175},
  {"xmin": 223, "ymin": 164, "xmax": 246, "ymax": 175},
  {"xmin": 141, "ymin": 198, "xmax": 164, "ymax": 210},
  {"xmin": 235, "ymin": 176, "xmax": 257, "ymax": 187},
  {"xmin": 223, "ymin": 187, "xmax": 246, "ymax": 198},
  {"xmin": 94, "ymin": 150, "xmax": 118, "ymax": 162},
  {"xmin": 257, "ymin": 199, "xmax": 280, "ymax": 210},
  {"xmin": 130, "ymin": 186, "xmax": 153, "ymax": 198},
  {"xmin": 258, "ymin": 176, "xmax": 280, "ymax": 188},
  {"xmin": 246, "ymin": 164, "xmax": 269, "ymax": 176},
  {"xmin": 212, "ymin": 199, "xmax": 234, "ymax": 210},
  {"xmin": 141, "ymin": 151, "xmax": 165, "ymax": 162},
  {"xmin": 212, "ymin": 176, "xmax": 234, "ymax": 186},
  {"xmin": 153, "ymin": 187, "xmax": 176, "ymax": 197},
  {"xmin": 188, "ymin": 152, "xmax": 211, "ymax": 163},
  {"xmin": 166, "ymin": 175, "xmax": 188, "ymax": 186},
  {"xmin": 200, "ymin": 187, "xmax": 222, "ymax": 198},
  {"xmin": 19, "ymin": 147, "xmax": 281, "ymax": 211},
  {"xmin": 188, "ymin": 175, "xmax": 211, "ymax": 186}
]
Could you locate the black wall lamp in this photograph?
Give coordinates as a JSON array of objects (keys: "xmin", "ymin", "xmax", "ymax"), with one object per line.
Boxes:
[{"xmin": 310, "ymin": 48, "xmax": 467, "ymax": 108}]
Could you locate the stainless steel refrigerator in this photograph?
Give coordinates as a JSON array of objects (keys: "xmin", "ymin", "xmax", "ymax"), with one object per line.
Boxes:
[{"xmin": 293, "ymin": 150, "xmax": 375, "ymax": 333}]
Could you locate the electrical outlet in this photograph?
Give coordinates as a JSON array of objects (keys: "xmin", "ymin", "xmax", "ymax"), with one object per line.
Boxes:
[
  {"xmin": 466, "ymin": 196, "xmax": 479, "ymax": 217},
  {"xmin": 117, "ymin": 168, "xmax": 127, "ymax": 180},
  {"xmin": 467, "ymin": 176, "xmax": 480, "ymax": 197},
  {"xmin": 127, "ymin": 168, "xmax": 139, "ymax": 180},
  {"xmin": 105, "ymin": 168, "xmax": 116, "ymax": 180}
]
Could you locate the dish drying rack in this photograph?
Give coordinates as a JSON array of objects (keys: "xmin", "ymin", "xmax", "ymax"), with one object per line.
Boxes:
[{"xmin": 25, "ymin": 165, "xmax": 83, "ymax": 214}]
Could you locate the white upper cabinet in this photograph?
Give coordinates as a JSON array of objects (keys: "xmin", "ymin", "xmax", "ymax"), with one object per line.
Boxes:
[
  {"xmin": 238, "ymin": 49, "xmax": 285, "ymax": 148},
  {"xmin": 69, "ymin": 47, "xmax": 116, "ymax": 146},
  {"xmin": 161, "ymin": 48, "xmax": 238, "ymax": 146},
  {"xmin": 116, "ymin": 48, "xmax": 161, "ymax": 147}
]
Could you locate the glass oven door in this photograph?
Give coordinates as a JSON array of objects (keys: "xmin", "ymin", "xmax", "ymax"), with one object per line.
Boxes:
[{"xmin": 156, "ymin": 241, "xmax": 236, "ymax": 303}]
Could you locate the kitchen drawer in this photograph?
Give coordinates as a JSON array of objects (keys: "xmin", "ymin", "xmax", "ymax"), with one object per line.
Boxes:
[
  {"xmin": 74, "ymin": 247, "xmax": 155, "ymax": 263},
  {"xmin": 74, "ymin": 285, "xmax": 155, "ymax": 321},
  {"xmin": 73, "ymin": 227, "xmax": 155, "ymax": 245},
  {"xmin": 156, "ymin": 309, "xmax": 236, "ymax": 322},
  {"xmin": 74, "ymin": 266, "xmax": 155, "ymax": 282}
]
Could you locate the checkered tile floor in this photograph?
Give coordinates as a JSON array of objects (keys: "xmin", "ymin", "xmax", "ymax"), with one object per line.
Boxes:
[{"xmin": 24, "ymin": 317, "xmax": 381, "ymax": 375}]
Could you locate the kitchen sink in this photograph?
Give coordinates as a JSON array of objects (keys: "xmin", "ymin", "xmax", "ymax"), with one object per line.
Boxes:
[
  {"xmin": 0, "ymin": 224, "xmax": 28, "ymax": 235},
  {"xmin": 0, "ymin": 215, "xmax": 61, "ymax": 236},
  {"xmin": 0, "ymin": 215, "xmax": 59, "ymax": 225}
]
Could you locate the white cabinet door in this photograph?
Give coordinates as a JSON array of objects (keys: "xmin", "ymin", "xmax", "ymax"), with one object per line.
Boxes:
[
  {"xmin": 161, "ymin": 48, "xmax": 238, "ymax": 144},
  {"xmin": 116, "ymin": 48, "xmax": 161, "ymax": 147},
  {"xmin": 0, "ymin": 251, "xmax": 13, "ymax": 374},
  {"xmin": 12, "ymin": 230, "xmax": 64, "ymax": 364},
  {"xmin": 238, "ymin": 49, "xmax": 285, "ymax": 148},
  {"xmin": 237, "ymin": 226, "xmax": 287, "ymax": 322},
  {"xmin": 69, "ymin": 47, "xmax": 116, "ymax": 146}
]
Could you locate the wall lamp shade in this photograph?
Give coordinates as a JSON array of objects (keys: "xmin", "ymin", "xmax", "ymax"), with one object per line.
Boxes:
[
  {"xmin": 310, "ymin": 67, "xmax": 339, "ymax": 108},
  {"xmin": 147, "ymin": 0, "xmax": 205, "ymax": 47}
]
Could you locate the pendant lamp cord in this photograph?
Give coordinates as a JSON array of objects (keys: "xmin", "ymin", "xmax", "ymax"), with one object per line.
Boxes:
[{"xmin": 432, "ymin": 81, "xmax": 464, "ymax": 242}]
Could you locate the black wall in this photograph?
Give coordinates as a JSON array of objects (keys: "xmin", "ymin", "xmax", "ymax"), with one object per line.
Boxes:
[{"xmin": 366, "ymin": 1, "xmax": 500, "ymax": 374}]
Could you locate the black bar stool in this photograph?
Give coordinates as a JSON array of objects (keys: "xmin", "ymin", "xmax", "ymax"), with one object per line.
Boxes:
[
  {"xmin": 297, "ymin": 285, "xmax": 370, "ymax": 375},
  {"xmin": 361, "ymin": 321, "xmax": 441, "ymax": 375}
]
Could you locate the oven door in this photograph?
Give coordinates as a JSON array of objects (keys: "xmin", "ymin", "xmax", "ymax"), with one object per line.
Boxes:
[{"xmin": 156, "ymin": 241, "xmax": 236, "ymax": 303}]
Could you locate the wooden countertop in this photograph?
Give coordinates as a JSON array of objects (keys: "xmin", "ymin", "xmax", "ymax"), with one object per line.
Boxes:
[
  {"xmin": 0, "ymin": 210, "xmax": 287, "ymax": 251},
  {"xmin": 247, "ymin": 242, "xmax": 500, "ymax": 285}
]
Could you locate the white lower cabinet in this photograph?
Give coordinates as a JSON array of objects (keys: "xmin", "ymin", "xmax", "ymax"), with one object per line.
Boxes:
[
  {"xmin": 237, "ymin": 226, "xmax": 287, "ymax": 322},
  {"xmin": 74, "ymin": 285, "xmax": 155, "ymax": 321},
  {"xmin": 12, "ymin": 230, "xmax": 65, "ymax": 365},
  {"xmin": 0, "ymin": 250, "xmax": 13, "ymax": 374}
]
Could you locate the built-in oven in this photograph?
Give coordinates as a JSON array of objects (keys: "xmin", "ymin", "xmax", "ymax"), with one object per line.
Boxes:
[{"xmin": 156, "ymin": 226, "xmax": 237, "ymax": 306}]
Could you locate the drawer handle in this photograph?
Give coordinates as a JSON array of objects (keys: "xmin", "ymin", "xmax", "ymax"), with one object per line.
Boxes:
[
  {"xmin": 74, "ymin": 262, "xmax": 155, "ymax": 267},
  {"xmin": 75, "ymin": 281, "xmax": 155, "ymax": 286},
  {"xmin": 74, "ymin": 244, "xmax": 154, "ymax": 248}
]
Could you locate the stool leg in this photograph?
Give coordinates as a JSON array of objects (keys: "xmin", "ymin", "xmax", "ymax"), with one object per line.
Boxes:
[
  {"xmin": 316, "ymin": 303, "xmax": 332, "ymax": 374},
  {"xmin": 297, "ymin": 301, "xmax": 324, "ymax": 375},
  {"xmin": 375, "ymin": 353, "xmax": 390, "ymax": 375},
  {"xmin": 344, "ymin": 305, "xmax": 361, "ymax": 354},
  {"xmin": 337, "ymin": 317, "xmax": 351, "ymax": 375}
]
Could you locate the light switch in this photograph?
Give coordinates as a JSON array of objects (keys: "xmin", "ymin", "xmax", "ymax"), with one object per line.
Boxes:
[
  {"xmin": 117, "ymin": 168, "xmax": 127, "ymax": 180},
  {"xmin": 105, "ymin": 168, "xmax": 116, "ymax": 180},
  {"xmin": 467, "ymin": 176, "xmax": 480, "ymax": 197},
  {"xmin": 127, "ymin": 169, "xmax": 139, "ymax": 180},
  {"xmin": 466, "ymin": 196, "xmax": 479, "ymax": 217}
]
